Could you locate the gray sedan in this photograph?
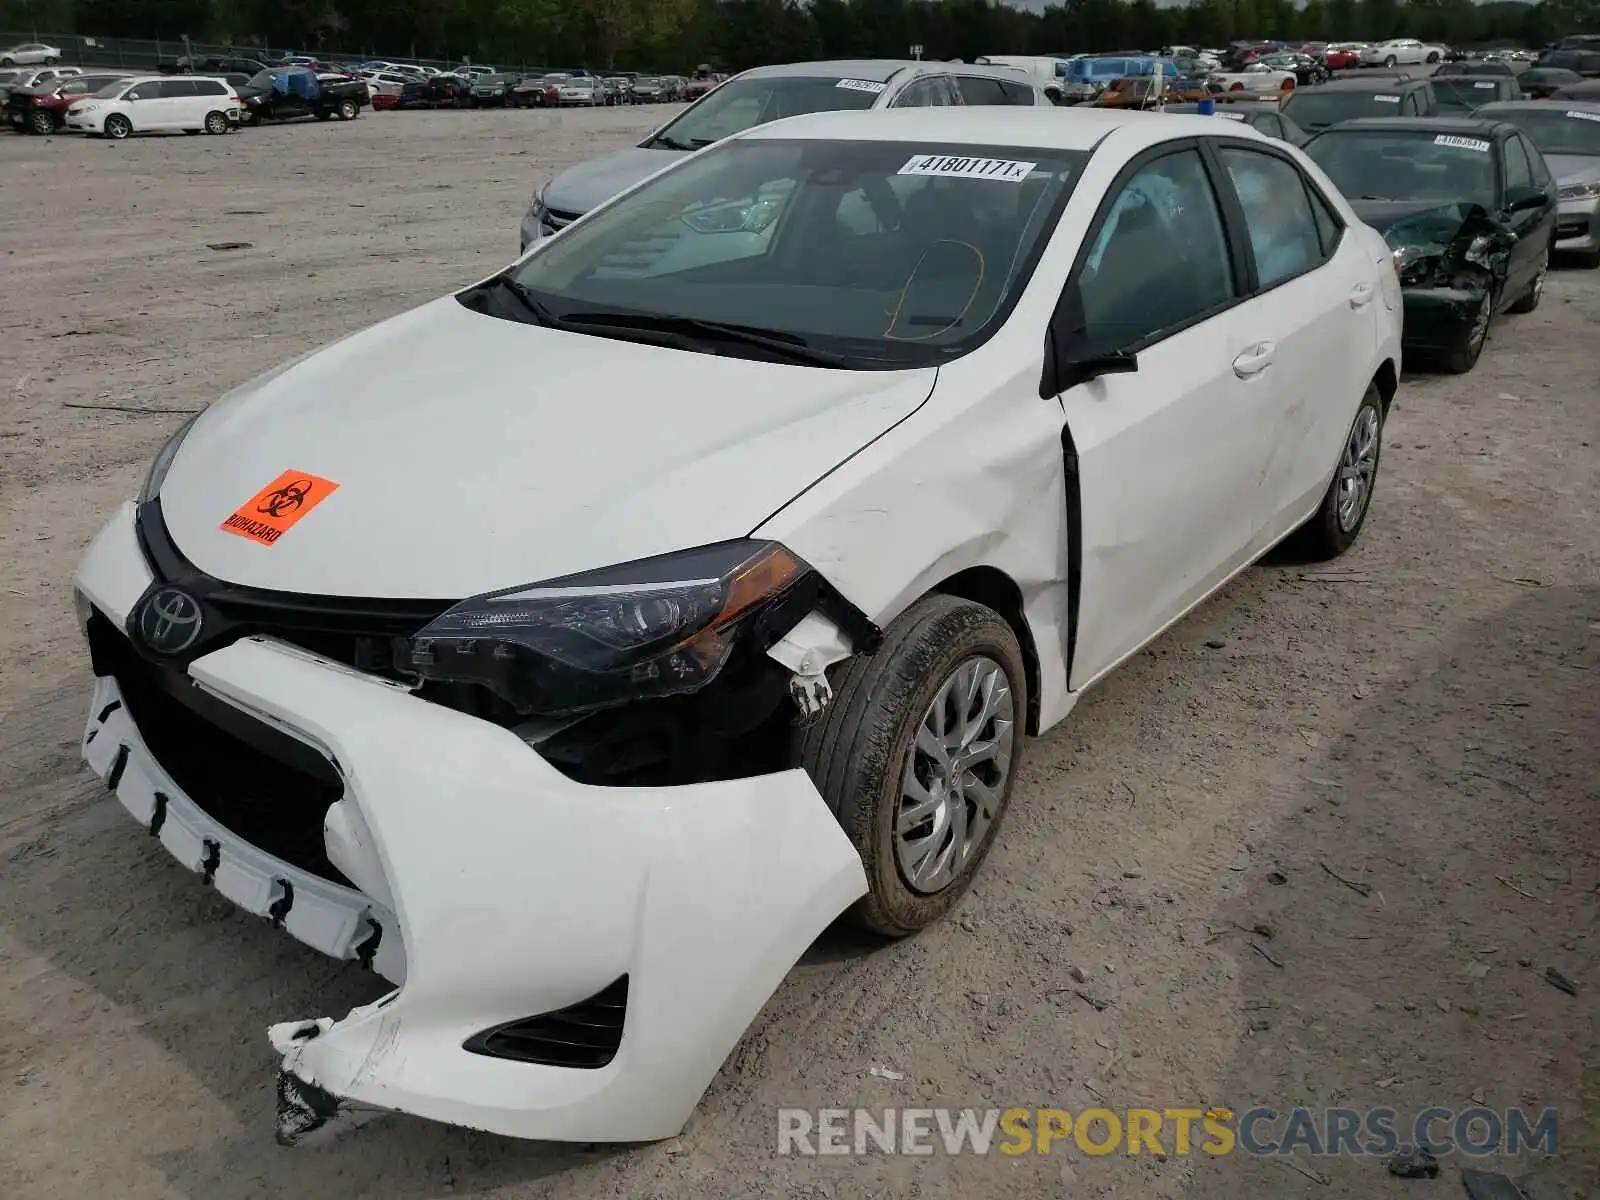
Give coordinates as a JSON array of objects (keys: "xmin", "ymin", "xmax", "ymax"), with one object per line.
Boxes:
[
  {"xmin": 1477, "ymin": 100, "xmax": 1600, "ymax": 267},
  {"xmin": 517, "ymin": 59, "xmax": 1046, "ymax": 252}
]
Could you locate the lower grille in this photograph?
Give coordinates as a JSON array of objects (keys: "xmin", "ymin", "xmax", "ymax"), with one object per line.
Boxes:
[
  {"xmin": 1557, "ymin": 216, "xmax": 1590, "ymax": 238},
  {"xmin": 543, "ymin": 206, "xmax": 581, "ymax": 231},
  {"xmin": 89, "ymin": 612, "xmax": 351, "ymax": 886},
  {"xmin": 463, "ymin": 977, "xmax": 628, "ymax": 1068}
]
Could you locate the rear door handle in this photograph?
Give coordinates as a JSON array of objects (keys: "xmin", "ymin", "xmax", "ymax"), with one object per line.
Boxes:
[
  {"xmin": 1232, "ymin": 341, "xmax": 1275, "ymax": 378},
  {"xmin": 1349, "ymin": 283, "xmax": 1375, "ymax": 308}
]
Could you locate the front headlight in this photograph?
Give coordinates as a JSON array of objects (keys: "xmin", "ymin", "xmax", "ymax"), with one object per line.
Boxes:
[
  {"xmin": 1558, "ymin": 181, "xmax": 1600, "ymax": 201},
  {"xmin": 407, "ymin": 540, "xmax": 811, "ymax": 716},
  {"xmin": 141, "ymin": 412, "xmax": 201, "ymax": 504}
]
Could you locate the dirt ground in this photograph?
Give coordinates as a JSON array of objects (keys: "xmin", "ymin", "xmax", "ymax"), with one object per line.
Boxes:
[{"xmin": 0, "ymin": 106, "xmax": 1596, "ymax": 1200}]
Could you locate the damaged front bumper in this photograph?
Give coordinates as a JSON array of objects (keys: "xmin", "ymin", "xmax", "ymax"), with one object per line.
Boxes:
[
  {"xmin": 1398, "ymin": 284, "xmax": 1491, "ymax": 354},
  {"xmin": 75, "ymin": 503, "xmax": 869, "ymax": 1143}
]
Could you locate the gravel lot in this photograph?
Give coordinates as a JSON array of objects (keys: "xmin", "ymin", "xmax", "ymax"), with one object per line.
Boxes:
[{"xmin": 1, "ymin": 106, "xmax": 1596, "ymax": 1200}]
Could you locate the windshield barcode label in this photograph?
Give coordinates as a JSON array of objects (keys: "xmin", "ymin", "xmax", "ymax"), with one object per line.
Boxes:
[
  {"xmin": 1474, "ymin": 81, "xmax": 1496, "ymax": 88},
  {"xmin": 1373, "ymin": 95, "xmax": 1401, "ymax": 102},
  {"xmin": 1435, "ymin": 134, "xmax": 1490, "ymax": 151},
  {"xmin": 836, "ymin": 78, "xmax": 888, "ymax": 93},
  {"xmin": 898, "ymin": 155, "xmax": 1037, "ymax": 182},
  {"xmin": 1567, "ymin": 110, "xmax": 1600, "ymax": 122}
]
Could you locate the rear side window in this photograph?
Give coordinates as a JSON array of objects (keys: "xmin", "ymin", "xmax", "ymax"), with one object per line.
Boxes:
[
  {"xmin": 194, "ymin": 79, "xmax": 227, "ymax": 95},
  {"xmin": 954, "ymin": 76, "xmax": 1008, "ymax": 106},
  {"xmin": 1218, "ymin": 147, "xmax": 1326, "ymax": 288},
  {"xmin": 159, "ymin": 79, "xmax": 198, "ymax": 97},
  {"xmin": 893, "ymin": 77, "xmax": 954, "ymax": 107},
  {"xmin": 998, "ymin": 79, "xmax": 1037, "ymax": 105},
  {"xmin": 1307, "ymin": 183, "xmax": 1344, "ymax": 256},
  {"xmin": 1522, "ymin": 136, "xmax": 1551, "ymax": 187}
]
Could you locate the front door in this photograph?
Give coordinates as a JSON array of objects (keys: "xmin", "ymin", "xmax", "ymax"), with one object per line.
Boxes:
[{"xmin": 1055, "ymin": 145, "xmax": 1278, "ymax": 689}]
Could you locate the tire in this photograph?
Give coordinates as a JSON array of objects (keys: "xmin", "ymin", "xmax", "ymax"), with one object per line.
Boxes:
[
  {"xmin": 1506, "ymin": 244, "xmax": 1549, "ymax": 314},
  {"xmin": 29, "ymin": 108, "xmax": 54, "ymax": 135},
  {"xmin": 1384, "ymin": 56, "xmax": 1397, "ymax": 67},
  {"xmin": 1426, "ymin": 52, "xmax": 1441, "ymax": 64},
  {"xmin": 1230, "ymin": 82, "xmax": 1244, "ymax": 91},
  {"xmin": 0, "ymin": 57, "xmax": 13, "ymax": 67},
  {"xmin": 338, "ymin": 98, "xmax": 357, "ymax": 120},
  {"xmin": 203, "ymin": 110, "xmax": 229, "ymax": 135},
  {"xmin": 1438, "ymin": 287, "xmax": 1494, "ymax": 373},
  {"xmin": 104, "ymin": 114, "xmax": 131, "ymax": 139},
  {"xmin": 790, "ymin": 595, "xmax": 1027, "ymax": 937},
  {"xmin": 1288, "ymin": 383, "xmax": 1385, "ymax": 560}
]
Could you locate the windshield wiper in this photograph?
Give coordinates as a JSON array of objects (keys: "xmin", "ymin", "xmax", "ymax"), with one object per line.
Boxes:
[
  {"xmin": 556, "ymin": 310, "xmax": 853, "ymax": 367},
  {"xmin": 472, "ymin": 276, "xmax": 565, "ymax": 327},
  {"xmin": 1356, "ymin": 194, "xmax": 1394, "ymax": 201},
  {"xmin": 648, "ymin": 133, "xmax": 698, "ymax": 151}
]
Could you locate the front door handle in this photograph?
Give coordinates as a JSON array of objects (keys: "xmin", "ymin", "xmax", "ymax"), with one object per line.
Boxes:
[
  {"xmin": 1232, "ymin": 341, "xmax": 1275, "ymax": 378},
  {"xmin": 1349, "ymin": 283, "xmax": 1374, "ymax": 308}
]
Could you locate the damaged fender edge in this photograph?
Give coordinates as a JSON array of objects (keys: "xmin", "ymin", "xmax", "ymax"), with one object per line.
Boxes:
[{"xmin": 767, "ymin": 610, "xmax": 856, "ymax": 720}]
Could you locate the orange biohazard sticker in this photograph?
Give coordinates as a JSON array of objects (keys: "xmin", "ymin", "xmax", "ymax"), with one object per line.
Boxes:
[{"xmin": 219, "ymin": 469, "xmax": 339, "ymax": 546}]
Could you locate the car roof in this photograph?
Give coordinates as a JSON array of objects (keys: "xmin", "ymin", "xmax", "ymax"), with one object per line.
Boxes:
[
  {"xmin": 1309, "ymin": 76, "xmax": 1430, "ymax": 91},
  {"xmin": 1322, "ymin": 116, "xmax": 1511, "ymax": 136},
  {"xmin": 737, "ymin": 60, "xmax": 921, "ymax": 83},
  {"xmin": 737, "ymin": 105, "xmax": 1267, "ymax": 152},
  {"xmin": 1478, "ymin": 98, "xmax": 1600, "ymax": 115}
]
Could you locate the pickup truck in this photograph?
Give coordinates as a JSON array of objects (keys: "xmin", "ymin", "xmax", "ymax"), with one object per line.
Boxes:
[{"xmin": 235, "ymin": 66, "xmax": 367, "ymax": 123}]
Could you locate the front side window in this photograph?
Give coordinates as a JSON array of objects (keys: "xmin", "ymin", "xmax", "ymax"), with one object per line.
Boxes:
[
  {"xmin": 893, "ymin": 77, "xmax": 954, "ymax": 107},
  {"xmin": 1219, "ymin": 147, "xmax": 1326, "ymax": 288},
  {"xmin": 1503, "ymin": 135, "xmax": 1532, "ymax": 191},
  {"xmin": 645, "ymin": 75, "xmax": 882, "ymax": 150},
  {"xmin": 1076, "ymin": 149, "xmax": 1235, "ymax": 355},
  {"xmin": 488, "ymin": 138, "xmax": 1086, "ymax": 368},
  {"xmin": 1305, "ymin": 129, "xmax": 1498, "ymax": 210},
  {"xmin": 125, "ymin": 82, "xmax": 158, "ymax": 101}
]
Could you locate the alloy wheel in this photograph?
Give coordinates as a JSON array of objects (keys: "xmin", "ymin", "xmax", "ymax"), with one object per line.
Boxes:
[
  {"xmin": 1336, "ymin": 405, "xmax": 1380, "ymax": 532},
  {"xmin": 895, "ymin": 655, "xmax": 1015, "ymax": 895}
]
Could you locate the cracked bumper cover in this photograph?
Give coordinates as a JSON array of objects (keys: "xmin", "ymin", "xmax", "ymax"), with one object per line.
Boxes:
[
  {"xmin": 75, "ymin": 503, "xmax": 869, "ymax": 1142},
  {"xmin": 1398, "ymin": 284, "xmax": 1489, "ymax": 353}
]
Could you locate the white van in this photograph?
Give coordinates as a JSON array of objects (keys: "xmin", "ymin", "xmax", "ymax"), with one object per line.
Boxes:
[
  {"xmin": 64, "ymin": 74, "xmax": 240, "ymax": 138},
  {"xmin": 973, "ymin": 55, "xmax": 1068, "ymax": 86}
]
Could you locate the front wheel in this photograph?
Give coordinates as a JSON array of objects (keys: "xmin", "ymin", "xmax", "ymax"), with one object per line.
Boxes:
[
  {"xmin": 203, "ymin": 110, "xmax": 229, "ymax": 134},
  {"xmin": 29, "ymin": 108, "xmax": 54, "ymax": 135},
  {"xmin": 1288, "ymin": 384, "xmax": 1384, "ymax": 560},
  {"xmin": 1439, "ymin": 288, "xmax": 1494, "ymax": 373},
  {"xmin": 1506, "ymin": 245, "xmax": 1549, "ymax": 313},
  {"xmin": 1384, "ymin": 55, "xmax": 1398, "ymax": 67},
  {"xmin": 1426, "ymin": 52, "xmax": 1441, "ymax": 64},
  {"xmin": 791, "ymin": 595, "xmax": 1027, "ymax": 937},
  {"xmin": 104, "ymin": 114, "xmax": 131, "ymax": 139},
  {"xmin": 339, "ymin": 99, "xmax": 358, "ymax": 119}
]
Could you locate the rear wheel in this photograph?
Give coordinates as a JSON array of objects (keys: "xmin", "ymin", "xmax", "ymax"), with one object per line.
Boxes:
[
  {"xmin": 29, "ymin": 108, "xmax": 54, "ymax": 135},
  {"xmin": 1384, "ymin": 55, "xmax": 1397, "ymax": 67},
  {"xmin": 338, "ymin": 98, "xmax": 357, "ymax": 120},
  {"xmin": 1426, "ymin": 51, "xmax": 1441, "ymax": 64},
  {"xmin": 203, "ymin": 110, "xmax": 229, "ymax": 135},
  {"xmin": 1289, "ymin": 384, "xmax": 1384, "ymax": 560},
  {"xmin": 104, "ymin": 113, "xmax": 131, "ymax": 139},
  {"xmin": 791, "ymin": 595, "xmax": 1026, "ymax": 937}
]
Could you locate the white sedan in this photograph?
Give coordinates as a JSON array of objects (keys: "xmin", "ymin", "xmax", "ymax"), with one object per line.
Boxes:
[
  {"xmin": 73, "ymin": 107, "xmax": 1401, "ymax": 1147},
  {"xmin": 1212, "ymin": 62, "xmax": 1297, "ymax": 92},
  {"xmin": 0, "ymin": 41, "xmax": 60, "ymax": 65},
  {"xmin": 1359, "ymin": 38, "xmax": 1446, "ymax": 67}
]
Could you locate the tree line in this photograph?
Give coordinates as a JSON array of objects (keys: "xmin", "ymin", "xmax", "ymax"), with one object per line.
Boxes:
[{"xmin": 3, "ymin": 0, "xmax": 1596, "ymax": 72}]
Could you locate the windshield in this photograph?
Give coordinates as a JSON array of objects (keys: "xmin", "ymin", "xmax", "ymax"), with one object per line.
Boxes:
[
  {"xmin": 635, "ymin": 77, "xmax": 660, "ymax": 87},
  {"xmin": 648, "ymin": 76, "xmax": 884, "ymax": 151},
  {"xmin": 489, "ymin": 138, "xmax": 1085, "ymax": 368},
  {"xmin": 1490, "ymin": 108, "xmax": 1600, "ymax": 155},
  {"xmin": 1284, "ymin": 89, "xmax": 1409, "ymax": 131},
  {"xmin": 1306, "ymin": 129, "xmax": 1499, "ymax": 208},
  {"xmin": 247, "ymin": 69, "xmax": 275, "ymax": 89}
]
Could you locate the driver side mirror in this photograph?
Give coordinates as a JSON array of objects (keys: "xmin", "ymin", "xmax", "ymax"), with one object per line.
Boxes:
[
  {"xmin": 1504, "ymin": 186, "xmax": 1547, "ymax": 213},
  {"xmin": 1039, "ymin": 280, "xmax": 1140, "ymax": 397}
]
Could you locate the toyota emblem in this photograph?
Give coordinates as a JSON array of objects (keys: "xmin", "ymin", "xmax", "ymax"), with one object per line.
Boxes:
[{"xmin": 136, "ymin": 587, "xmax": 205, "ymax": 655}]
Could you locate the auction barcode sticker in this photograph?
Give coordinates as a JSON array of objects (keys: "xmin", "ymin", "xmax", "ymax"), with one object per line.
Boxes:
[
  {"xmin": 1374, "ymin": 94, "xmax": 1401, "ymax": 103},
  {"xmin": 1568, "ymin": 110, "xmax": 1600, "ymax": 122},
  {"xmin": 1474, "ymin": 81, "xmax": 1496, "ymax": 88},
  {"xmin": 1215, "ymin": 111, "xmax": 1246, "ymax": 120},
  {"xmin": 1435, "ymin": 134, "xmax": 1490, "ymax": 152},
  {"xmin": 899, "ymin": 154, "xmax": 1037, "ymax": 182},
  {"xmin": 836, "ymin": 78, "xmax": 888, "ymax": 93}
]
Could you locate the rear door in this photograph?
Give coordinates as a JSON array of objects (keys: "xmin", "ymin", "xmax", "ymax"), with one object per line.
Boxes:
[
  {"xmin": 1498, "ymin": 133, "xmax": 1544, "ymax": 298},
  {"xmin": 1056, "ymin": 143, "xmax": 1277, "ymax": 688},
  {"xmin": 1210, "ymin": 141, "xmax": 1375, "ymax": 539}
]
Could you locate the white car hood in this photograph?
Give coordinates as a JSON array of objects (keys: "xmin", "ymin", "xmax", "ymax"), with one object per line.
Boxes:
[{"xmin": 159, "ymin": 297, "xmax": 934, "ymax": 598}]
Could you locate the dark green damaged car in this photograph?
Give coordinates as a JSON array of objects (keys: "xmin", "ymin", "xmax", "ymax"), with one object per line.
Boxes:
[{"xmin": 1305, "ymin": 118, "xmax": 1558, "ymax": 372}]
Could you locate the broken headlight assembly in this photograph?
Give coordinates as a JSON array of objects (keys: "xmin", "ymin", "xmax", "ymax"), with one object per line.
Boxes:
[
  {"xmin": 1391, "ymin": 244, "xmax": 1442, "ymax": 287},
  {"xmin": 406, "ymin": 540, "xmax": 814, "ymax": 717}
]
